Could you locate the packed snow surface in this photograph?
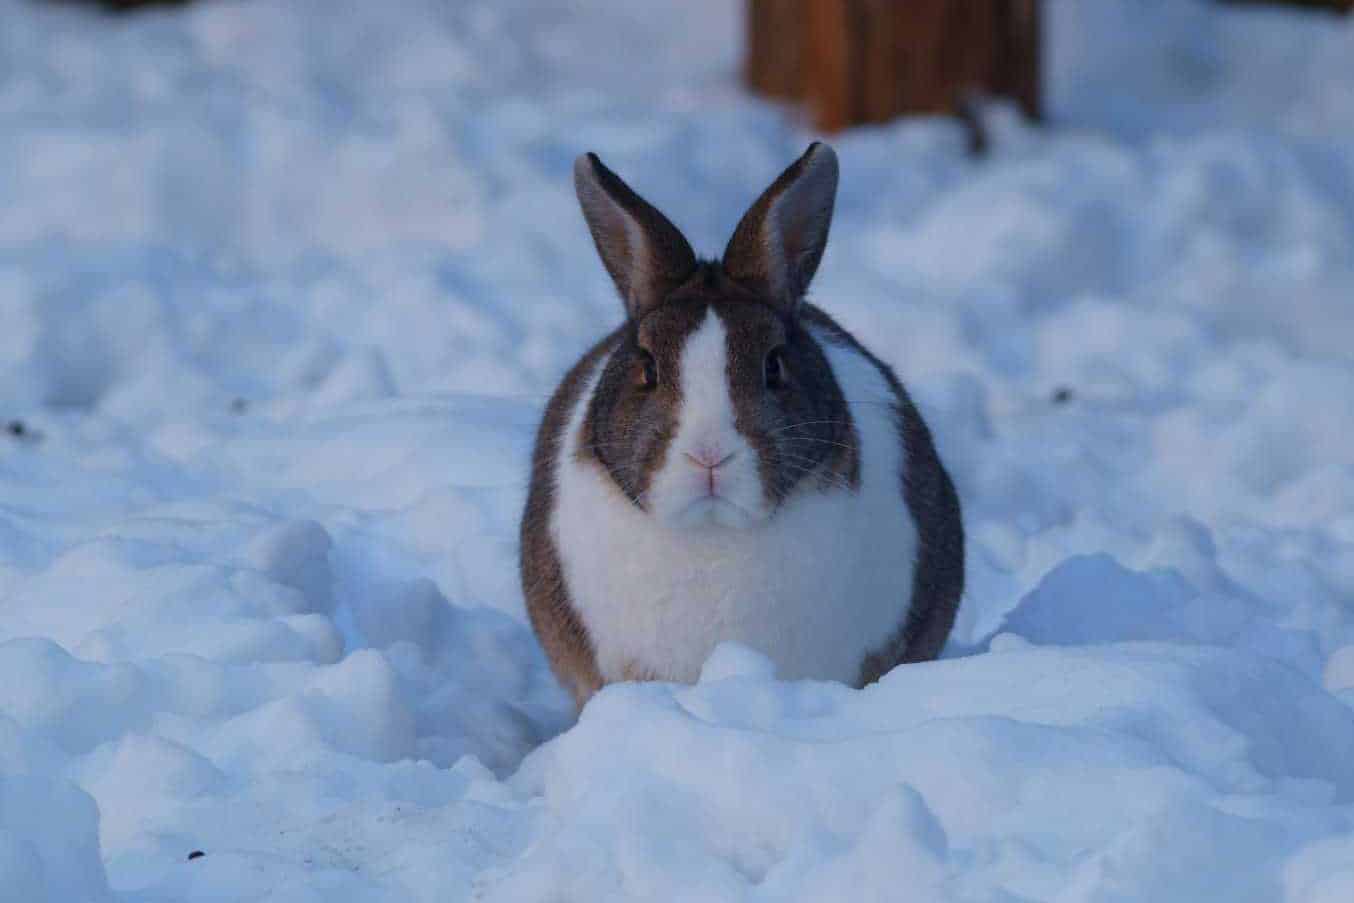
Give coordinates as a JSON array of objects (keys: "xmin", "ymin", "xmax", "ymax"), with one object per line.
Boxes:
[{"xmin": 2, "ymin": 0, "xmax": 1354, "ymax": 899}]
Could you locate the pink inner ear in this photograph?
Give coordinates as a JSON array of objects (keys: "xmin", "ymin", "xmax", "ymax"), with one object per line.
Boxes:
[
  {"xmin": 577, "ymin": 174, "xmax": 637, "ymax": 287},
  {"xmin": 768, "ymin": 175, "xmax": 833, "ymax": 293}
]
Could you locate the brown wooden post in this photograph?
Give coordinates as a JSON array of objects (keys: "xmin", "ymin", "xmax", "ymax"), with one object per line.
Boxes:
[
  {"xmin": 803, "ymin": 0, "xmax": 854, "ymax": 132},
  {"xmin": 744, "ymin": 0, "xmax": 1043, "ymax": 133},
  {"xmin": 996, "ymin": 0, "xmax": 1043, "ymax": 119},
  {"xmin": 857, "ymin": 1, "xmax": 902, "ymax": 124},
  {"xmin": 746, "ymin": 0, "xmax": 807, "ymax": 100}
]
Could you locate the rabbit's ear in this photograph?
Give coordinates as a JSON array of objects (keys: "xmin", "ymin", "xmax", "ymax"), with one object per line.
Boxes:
[
  {"xmin": 575, "ymin": 153, "xmax": 697, "ymax": 320},
  {"xmin": 723, "ymin": 143, "xmax": 838, "ymax": 312}
]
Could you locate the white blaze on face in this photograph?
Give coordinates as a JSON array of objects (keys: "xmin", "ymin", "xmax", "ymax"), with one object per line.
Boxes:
[{"xmin": 647, "ymin": 310, "xmax": 767, "ymax": 529}]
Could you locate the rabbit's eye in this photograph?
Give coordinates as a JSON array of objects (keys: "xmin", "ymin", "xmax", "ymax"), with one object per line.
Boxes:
[
  {"xmin": 764, "ymin": 347, "xmax": 786, "ymax": 390},
  {"xmin": 636, "ymin": 350, "xmax": 658, "ymax": 390}
]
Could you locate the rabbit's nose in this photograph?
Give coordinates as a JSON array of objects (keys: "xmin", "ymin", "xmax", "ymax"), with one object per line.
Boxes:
[{"xmin": 684, "ymin": 449, "xmax": 736, "ymax": 470}]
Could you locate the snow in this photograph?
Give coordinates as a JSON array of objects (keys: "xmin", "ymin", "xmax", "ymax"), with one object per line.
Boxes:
[
  {"xmin": 1, "ymin": 0, "xmax": 1353, "ymax": 899},
  {"xmin": 498, "ymin": 642, "xmax": 1354, "ymax": 902}
]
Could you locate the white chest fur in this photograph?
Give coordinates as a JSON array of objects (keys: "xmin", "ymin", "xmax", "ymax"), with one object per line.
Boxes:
[{"xmin": 551, "ymin": 327, "xmax": 919, "ymax": 686}]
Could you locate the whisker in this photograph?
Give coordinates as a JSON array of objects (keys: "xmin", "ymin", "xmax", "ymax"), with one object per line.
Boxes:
[
  {"xmin": 767, "ymin": 420, "xmax": 851, "ymax": 435},
  {"xmin": 776, "ymin": 459, "xmax": 856, "ymax": 491},
  {"xmin": 779, "ymin": 471, "xmax": 850, "ymax": 490},
  {"xmin": 780, "ymin": 437, "xmax": 857, "ymax": 451},
  {"xmin": 777, "ymin": 451, "xmax": 831, "ymax": 467}
]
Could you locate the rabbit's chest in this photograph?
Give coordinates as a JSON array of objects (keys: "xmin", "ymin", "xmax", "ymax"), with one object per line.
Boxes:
[{"xmin": 556, "ymin": 486, "xmax": 915, "ymax": 685}]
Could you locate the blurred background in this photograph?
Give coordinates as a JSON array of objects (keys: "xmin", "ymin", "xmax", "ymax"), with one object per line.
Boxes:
[{"xmin": 2, "ymin": 0, "xmax": 1352, "ymax": 425}]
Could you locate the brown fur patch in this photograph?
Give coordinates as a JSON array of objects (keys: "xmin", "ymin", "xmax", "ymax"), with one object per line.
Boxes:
[
  {"xmin": 579, "ymin": 299, "xmax": 707, "ymax": 506},
  {"xmin": 520, "ymin": 332, "xmax": 621, "ymax": 710},
  {"xmin": 715, "ymin": 294, "xmax": 861, "ymax": 506}
]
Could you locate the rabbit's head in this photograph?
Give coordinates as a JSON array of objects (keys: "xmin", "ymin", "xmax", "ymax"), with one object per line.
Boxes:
[{"xmin": 574, "ymin": 144, "xmax": 860, "ymax": 529}]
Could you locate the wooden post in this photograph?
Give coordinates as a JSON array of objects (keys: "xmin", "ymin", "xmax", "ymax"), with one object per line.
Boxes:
[
  {"xmin": 746, "ymin": 0, "xmax": 806, "ymax": 100},
  {"xmin": 744, "ymin": 0, "xmax": 1043, "ymax": 133},
  {"xmin": 804, "ymin": 0, "xmax": 854, "ymax": 132}
]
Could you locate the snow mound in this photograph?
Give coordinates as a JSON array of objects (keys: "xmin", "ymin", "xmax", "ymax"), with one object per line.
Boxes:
[{"xmin": 494, "ymin": 644, "xmax": 1353, "ymax": 901}]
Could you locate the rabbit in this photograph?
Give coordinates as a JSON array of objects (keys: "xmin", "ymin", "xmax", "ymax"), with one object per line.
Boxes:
[{"xmin": 520, "ymin": 142, "xmax": 963, "ymax": 709}]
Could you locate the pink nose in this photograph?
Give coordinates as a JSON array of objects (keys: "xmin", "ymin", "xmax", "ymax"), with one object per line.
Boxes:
[{"xmin": 684, "ymin": 449, "xmax": 736, "ymax": 470}]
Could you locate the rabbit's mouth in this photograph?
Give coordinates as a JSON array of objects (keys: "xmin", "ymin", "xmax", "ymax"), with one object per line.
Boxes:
[{"xmin": 667, "ymin": 495, "xmax": 763, "ymax": 530}]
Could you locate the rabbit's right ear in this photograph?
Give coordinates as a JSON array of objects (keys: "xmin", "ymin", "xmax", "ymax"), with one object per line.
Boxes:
[
  {"xmin": 723, "ymin": 142, "xmax": 838, "ymax": 312},
  {"xmin": 575, "ymin": 153, "xmax": 697, "ymax": 320}
]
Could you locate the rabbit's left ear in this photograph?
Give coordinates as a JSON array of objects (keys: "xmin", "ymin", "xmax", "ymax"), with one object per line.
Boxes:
[
  {"xmin": 723, "ymin": 142, "xmax": 839, "ymax": 312},
  {"xmin": 575, "ymin": 152, "xmax": 697, "ymax": 320}
]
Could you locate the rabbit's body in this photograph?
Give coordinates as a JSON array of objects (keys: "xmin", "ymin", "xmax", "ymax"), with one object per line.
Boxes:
[
  {"xmin": 551, "ymin": 310, "xmax": 917, "ymax": 686},
  {"xmin": 522, "ymin": 144, "xmax": 963, "ymax": 707}
]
